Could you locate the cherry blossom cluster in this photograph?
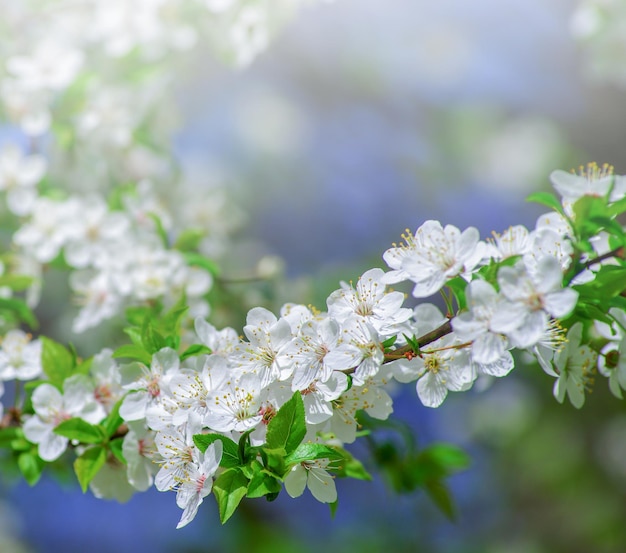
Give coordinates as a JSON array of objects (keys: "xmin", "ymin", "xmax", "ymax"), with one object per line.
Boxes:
[{"xmin": 7, "ymin": 163, "xmax": 626, "ymax": 528}]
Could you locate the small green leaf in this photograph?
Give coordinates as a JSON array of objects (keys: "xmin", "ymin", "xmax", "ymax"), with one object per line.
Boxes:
[
  {"xmin": 0, "ymin": 275, "xmax": 33, "ymax": 291},
  {"xmin": 142, "ymin": 319, "xmax": 166, "ymax": 354},
  {"xmin": 41, "ymin": 337, "xmax": 75, "ymax": 387},
  {"xmin": 112, "ymin": 344, "xmax": 153, "ymax": 365},
  {"xmin": 193, "ymin": 434, "xmax": 239, "ymax": 468},
  {"xmin": 109, "ymin": 438, "xmax": 126, "ymax": 465},
  {"xmin": 147, "ymin": 212, "xmax": 169, "ymax": 247},
  {"xmin": 284, "ymin": 443, "xmax": 345, "ymax": 466},
  {"xmin": 174, "ymin": 228, "xmax": 205, "ymax": 252},
  {"xmin": 261, "ymin": 447, "xmax": 287, "ymax": 475},
  {"xmin": 381, "ymin": 335, "xmax": 397, "ymax": 350},
  {"xmin": 123, "ymin": 326, "xmax": 144, "ymax": 346},
  {"xmin": 0, "ymin": 427, "xmax": 22, "ymax": 448},
  {"xmin": 329, "ymin": 499, "xmax": 339, "ymax": 519},
  {"xmin": 246, "ymin": 470, "xmax": 282, "ymax": 499},
  {"xmin": 425, "ymin": 479, "xmax": 457, "ymax": 521},
  {"xmin": 266, "ymin": 392, "xmax": 306, "ymax": 455},
  {"xmin": 103, "ymin": 399, "xmax": 124, "ymax": 438},
  {"xmin": 0, "ymin": 297, "xmax": 38, "ymax": 328},
  {"xmin": 18, "ymin": 451, "xmax": 44, "ymax": 486},
  {"xmin": 183, "ymin": 252, "xmax": 221, "ymax": 277},
  {"xmin": 526, "ymin": 191, "xmax": 564, "ymax": 215},
  {"xmin": 181, "ymin": 344, "xmax": 213, "ymax": 360},
  {"xmin": 213, "ymin": 468, "xmax": 249, "ymax": 524},
  {"xmin": 54, "ymin": 418, "xmax": 105, "ymax": 444},
  {"xmin": 74, "ymin": 446, "xmax": 107, "ymax": 492},
  {"xmin": 336, "ymin": 454, "xmax": 371, "ymax": 481}
]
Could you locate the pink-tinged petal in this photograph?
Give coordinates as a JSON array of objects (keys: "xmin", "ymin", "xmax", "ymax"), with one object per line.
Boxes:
[{"xmin": 544, "ymin": 288, "xmax": 578, "ymax": 318}]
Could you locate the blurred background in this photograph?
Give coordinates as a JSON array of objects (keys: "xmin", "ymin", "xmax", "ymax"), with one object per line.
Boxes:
[{"xmin": 3, "ymin": 0, "xmax": 626, "ymax": 551}]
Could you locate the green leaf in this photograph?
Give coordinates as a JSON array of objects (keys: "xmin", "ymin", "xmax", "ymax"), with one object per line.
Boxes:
[
  {"xmin": 284, "ymin": 443, "xmax": 346, "ymax": 466},
  {"xmin": 193, "ymin": 434, "xmax": 239, "ymax": 468},
  {"xmin": 147, "ymin": 212, "xmax": 169, "ymax": 247},
  {"xmin": 18, "ymin": 451, "xmax": 44, "ymax": 486},
  {"xmin": 212, "ymin": 468, "xmax": 249, "ymax": 524},
  {"xmin": 425, "ymin": 479, "xmax": 457, "ymax": 521},
  {"xmin": 74, "ymin": 356, "xmax": 93, "ymax": 376},
  {"xmin": 183, "ymin": 252, "xmax": 221, "ymax": 277},
  {"xmin": 526, "ymin": 191, "xmax": 564, "ymax": 215},
  {"xmin": 142, "ymin": 319, "xmax": 166, "ymax": 354},
  {"xmin": 174, "ymin": 228, "xmax": 205, "ymax": 252},
  {"xmin": 54, "ymin": 418, "xmax": 105, "ymax": 444},
  {"xmin": 109, "ymin": 438, "xmax": 126, "ymax": 465},
  {"xmin": 41, "ymin": 337, "xmax": 75, "ymax": 387},
  {"xmin": 445, "ymin": 276, "xmax": 468, "ymax": 311},
  {"xmin": 335, "ymin": 454, "xmax": 371, "ymax": 481},
  {"xmin": 246, "ymin": 470, "xmax": 282, "ymax": 499},
  {"xmin": 422, "ymin": 444, "xmax": 471, "ymax": 473},
  {"xmin": 181, "ymin": 344, "xmax": 213, "ymax": 360},
  {"xmin": 265, "ymin": 392, "xmax": 306, "ymax": 455},
  {"xmin": 123, "ymin": 326, "xmax": 144, "ymax": 347},
  {"xmin": 112, "ymin": 344, "xmax": 152, "ymax": 365},
  {"xmin": 0, "ymin": 297, "xmax": 38, "ymax": 328},
  {"xmin": 0, "ymin": 274, "xmax": 33, "ymax": 291},
  {"xmin": 103, "ymin": 399, "xmax": 124, "ymax": 438},
  {"xmin": 0, "ymin": 427, "xmax": 22, "ymax": 448},
  {"xmin": 74, "ymin": 446, "xmax": 107, "ymax": 492},
  {"xmin": 260, "ymin": 447, "xmax": 287, "ymax": 475},
  {"xmin": 381, "ymin": 335, "xmax": 397, "ymax": 350},
  {"xmin": 329, "ymin": 499, "xmax": 339, "ymax": 519}
]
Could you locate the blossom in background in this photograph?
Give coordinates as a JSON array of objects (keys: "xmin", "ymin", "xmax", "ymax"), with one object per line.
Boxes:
[
  {"xmin": 0, "ymin": 145, "xmax": 46, "ymax": 216},
  {"xmin": 0, "ymin": 329, "xmax": 42, "ymax": 381}
]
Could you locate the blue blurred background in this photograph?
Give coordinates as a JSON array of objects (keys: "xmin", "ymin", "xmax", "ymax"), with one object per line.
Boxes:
[{"xmin": 4, "ymin": 0, "xmax": 626, "ymax": 551}]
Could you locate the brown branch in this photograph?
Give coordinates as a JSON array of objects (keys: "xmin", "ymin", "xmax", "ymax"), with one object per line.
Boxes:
[
  {"xmin": 383, "ymin": 319, "xmax": 454, "ymax": 361},
  {"xmin": 581, "ymin": 246, "xmax": 625, "ymax": 270}
]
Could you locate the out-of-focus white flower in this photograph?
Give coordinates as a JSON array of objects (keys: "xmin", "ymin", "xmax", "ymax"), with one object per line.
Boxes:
[
  {"xmin": 0, "ymin": 329, "xmax": 42, "ymax": 381},
  {"xmin": 0, "ymin": 145, "xmax": 46, "ymax": 216}
]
